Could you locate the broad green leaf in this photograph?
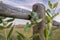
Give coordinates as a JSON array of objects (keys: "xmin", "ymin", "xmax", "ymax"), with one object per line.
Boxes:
[
  {"xmin": 29, "ymin": 11, "xmax": 35, "ymax": 20},
  {"xmin": 7, "ymin": 27, "xmax": 14, "ymax": 40},
  {"xmin": 36, "ymin": 19, "xmax": 42, "ymax": 23},
  {"xmin": 31, "ymin": 11, "xmax": 34, "ymax": 16},
  {"xmin": 48, "ymin": 23, "xmax": 52, "ymax": 30},
  {"xmin": 44, "ymin": 28, "xmax": 49, "ymax": 38},
  {"xmin": 8, "ymin": 36, "xmax": 12, "ymax": 40},
  {"xmin": 28, "ymin": 15, "xmax": 32, "ymax": 20},
  {"xmin": 6, "ymin": 18, "xmax": 14, "ymax": 22},
  {"xmin": 16, "ymin": 31, "xmax": 26, "ymax": 40},
  {"xmin": 0, "ymin": 26, "xmax": 6, "ymax": 30},
  {"xmin": 52, "ymin": 13, "xmax": 59, "ymax": 19},
  {"xmin": 45, "ymin": 9, "xmax": 51, "ymax": 17},
  {"xmin": 0, "ymin": 19, "xmax": 2, "ymax": 23},
  {"xmin": 46, "ymin": 9, "xmax": 51, "ymax": 13},
  {"xmin": 7, "ymin": 23, "xmax": 13, "ymax": 28},
  {"xmin": 0, "ymin": 34, "xmax": 5, "ymax": 40},
  {"xmin": 48, "ymin": 1, "xmax": 52, "ymax": 8},
  {"xmin": 49, "ymin": 30, "xmax": 54, "ymax": 37},
  {"xmin": 31, "ymin": 18, "xmax": 37, "ymax": 24},
  {"xmin": 46, "ymin": 16, "xmax": 52, "ymax": 23},
  {"xmin": 52, "ymin": 2, "xmax": 58, "ymax": 8},
  {"xmin": 24, "ymin": 23, "xmax": 32, "ymax": 32},
  {"xmin": 17, "ymin": 35, "xmax": 23, "ymax": 40},
  {"xmin": 48, "ymin": 29, "xmax": 54, "ymax": 40}
]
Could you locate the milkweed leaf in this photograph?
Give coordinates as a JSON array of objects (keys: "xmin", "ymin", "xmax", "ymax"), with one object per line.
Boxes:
[
  {"xmin": 6, "ymin": 18, "xmax": 14, "ymax": 22},
  {"xmin": 44, "ymin": 28, "xmax": 49, "ymax": 38},
  {"xmin": 46, "ymin": 16, "xmax": 52, "ymax": 23},
  {"xmin": 48, "ymin": 1, "xmax": 52, "ymax": 8},
  {"xmin": 45, "ymin": 9, "xmax": 51, "ymax": 17},
  {"xmin": 53, "ymin": 2, "xmax": 58, "ymax": 8},
  {"xmin": 0, "ymin": 26, "xmax": 6, "ymax": 30},
  {"xmin": 7, "ymin": 23, "xmax": 13, "ymax": 28},
  {"xmin": 36, "ymin": 19, "xmax": 42, "ymax": 23},
  {"xmin": 16, "ymin": 31, "xmax": 26, "ymax": 40},
  {"xmin": 24, "ymin": 23, "xmax": 32, "ymax": 32},
  {"xmin": 7, "ymin": 27, "xmax": 14, "ymax": 40},
  {"xmin": 0, "ymin": 19, "xmax": 2, "ymax": 23},
  {"xmin": 52, "ymin": 13, "xmax": 59, "ymax": 19}
]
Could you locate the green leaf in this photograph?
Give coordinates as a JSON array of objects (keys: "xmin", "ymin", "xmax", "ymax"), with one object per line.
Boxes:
[
  {"xmin": 52, "ymin": 13, "xmax": 59, "ymax": 19},
  {"xmin": 17, "ymin": 35, "xmax": 23, "ymax": 40},
  {"xmin": 36, "ymin": 19, "xmax": 42, "ymax": 23},
  {"xmin": 46, "ymin": 16, "xmax": 52, "ymax": 23},
  {"xmin": 31, "ymin": 11, "xmax": 34, "ymax": 16},
  {"xmin": 28, "ymin": 15, "xmax": 32, "ymax": 20},
  {"xmin": 52, "ymin": 2, "xmax": 58, "ymax": 8},
  {"xmin": 48, "ymin": 1, "xmax": 52, "ymax": 8},
  {"xmin": 45, "ymin": 9, "xmax": 52, "ymax": 18},
  {"xmin": 31, "ymin": 18, "xmax": 37, "ymax": 24},
  {"xmin": 7, "ymin": 27, "xmax": 14, "ymax": 40},
  {"xmin": 16, "ymin": 31, "xmax": 26, "ymax": 40},
  {"xmin": 44, "ymin": 28, "xmax": 49, "ymax": 38},
  {"xmin": 49, "ymin": 30, "xmax": 54, "ymax": 37},
  {"xmin": 48, "ymin": 23, "xmax": 52, "ymax": 30},
  {"xmin": 24, "ymin": 23, "xmax": 32, "ymax": 32},
  {"xmin": 28, "ymin": 11, "xmax": 35, "ymax": 20},
  {"xmin": 7, "ymin": 23, "xmax": 13, "ymax": 28},
  {"xmin": 47, "ymin": 9, "xmax": 51, "ymax": 12},
  {"xmin": 0, "ymin": 26, "xmax": 6, "ymax": 30},
  {"xmin": 0, "ymin": 34, "xmax": 5, "ymax": 40},
  {"xmin": 0, "ymin": 19, "xmax": 2, "ymax": 23},
  {"xmin": 6, "ymin": 18, "xmax": 14, "ymax": 22},
  {"xmin": 8, "ymin": 36, "xmax": 12, "ymax": 40}
]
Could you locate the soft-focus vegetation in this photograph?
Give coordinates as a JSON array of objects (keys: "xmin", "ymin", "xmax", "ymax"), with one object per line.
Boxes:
[
  {"xmin": 45, "ymin": 1, "xmax": 59, "ymax": 40},
  {"xmin": 0, "ymin": 1, "xmax": 59, "ymax": 40}
]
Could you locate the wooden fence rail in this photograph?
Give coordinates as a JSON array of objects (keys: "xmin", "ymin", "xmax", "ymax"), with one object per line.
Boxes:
[{"xmin": 0, "ymin": 2, "xmax": 31, "ymax": 19}]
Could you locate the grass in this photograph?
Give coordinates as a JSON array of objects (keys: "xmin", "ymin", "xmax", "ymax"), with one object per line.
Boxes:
[
  {"xmin": 50, "ymin": 28, "xmax": 60, "ymax": 40},
  {"xmin": 0, "ymin": 25, "xmax": 33, "ymax": 40},
  {"xmin": 0, "ymin": 25, "xmax": 60, "ymax": 40}
]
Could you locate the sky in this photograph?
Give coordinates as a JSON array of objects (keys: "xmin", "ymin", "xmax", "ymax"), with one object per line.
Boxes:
[{"xmin": 1, "ymin": 0, "xmax": 60, "ymax": 25}]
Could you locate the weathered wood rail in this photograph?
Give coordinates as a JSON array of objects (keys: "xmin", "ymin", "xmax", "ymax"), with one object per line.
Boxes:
[
  {"xmin": 0, "ymin": 2, "xmax": 31, "ymax": 19},
  {"xmin": 0, "ymin": 1, "xmax": 46, "ymax": 40}
]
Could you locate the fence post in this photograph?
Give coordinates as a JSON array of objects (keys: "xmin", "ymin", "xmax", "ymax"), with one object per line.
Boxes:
[{"xmin": 32, "ymin": 3, "xmax": 46, "ymax": 40}]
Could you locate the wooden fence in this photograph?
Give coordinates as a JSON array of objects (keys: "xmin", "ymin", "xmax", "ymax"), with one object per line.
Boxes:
[{"xmin": 0, "ymin": 2, "xmax": 46, "ymax": 40}]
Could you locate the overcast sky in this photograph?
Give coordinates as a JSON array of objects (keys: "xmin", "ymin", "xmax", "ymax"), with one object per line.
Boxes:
[{"xmin": 1, "ymin": 0, "xmax": 60, "ymax": 25}]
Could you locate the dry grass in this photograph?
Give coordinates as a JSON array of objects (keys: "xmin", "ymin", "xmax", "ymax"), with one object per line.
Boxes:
[
  {"xmin": 0, "ymin": 25, "xmax": 60, "ymax": 40},
  {"xmin": 50, "ymin": 28, "xmax": 60, "ymax": 40},
  {"xmin": 0, "ymin": 25, "xmax": 33, "ymax": 40}
]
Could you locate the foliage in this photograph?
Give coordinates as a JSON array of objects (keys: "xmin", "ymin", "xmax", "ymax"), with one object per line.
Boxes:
[
  {"xmin": 0, "ymin": 16, "xmax": 14, "ymax": 40},
  {"xmin": 24, "ymin": 11, "xmax": 42, "ymax": 32},
  {"xmin": 48, "ymin": 1, "xmax": 58, "ymax": 9},
  {"xmin": 0, "ymin": 17, "xmax": 14, "ymax": 30},
  {"xmin": 16, "ymin": 31, "xmax": 26, "ymax": 40},
  {"xmin": 0, "ymin": 34, "xmax": 5, "ymax": 40},
  {"xmin": 7, "ymin": 27, "xmax": 14, "ymax": 40},
  {"xmin": 0, "ymin": 1, "xmax": 59, "ymax": 40},
  {"xmin": 44, "ymin": 1, "xmax": 59, "ymax": 40}
]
